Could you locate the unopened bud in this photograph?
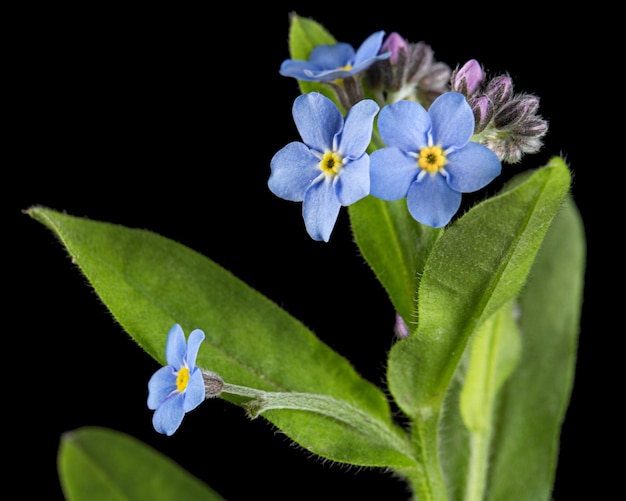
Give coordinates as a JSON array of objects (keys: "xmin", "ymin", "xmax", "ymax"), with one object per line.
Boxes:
[
  {"xmin": 405, "ymin": 41, "xmax": 435, "ymax": 83},
  {"xmin": 494, "ymin": 94, "xmax": 541, "ymax": 129},
  {"xmin": 394, "ymin": 312, "xmax": 410, "ymax": 339},
  {"xmin": 420, "ymin": 62, "xmax": 452, "ymax": 91},
  {"xmin": 484, "ymin": 75, "xmax": 514, "ymax": 105},
  {"xmin": 515, "ymin": 117, "xmax": 549, "ymax": 138},
  {"xmin": 468, "ymin": 95, "xmax": 494, "ymax": 133},
  {"xmin": 381, "ymin": 32, "xmax": 409, "ymax": 64},
  {"xmin": 450, "ymin": 59, "xmax": 484, "ymax": 96},
  {"xmin": 202, "ymin": 370, "xmax": 224, "ymax": 398}
]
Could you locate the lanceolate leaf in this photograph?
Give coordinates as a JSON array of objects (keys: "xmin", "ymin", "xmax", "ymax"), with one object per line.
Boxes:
[
  {"xmin": 457, "ymin": 300, "xmax": 522, "ymax": 500},
  {"xmin": 28, "ymin": 207, "xmax": 414, "ymax": 468},
  {"xmin": 58, "ymin": 426, "xmax": 224, "ymax": 501},
  {"xmin": 486, "ymin": 196, "xmax": 585, "ymax": 500},
  {"xmin": 388, "ymin": 157, "xmax": 572, "ymax": 419},
  {"xmin": 349, "ymin": 197, "xmax": 442, "ymax": 326}
]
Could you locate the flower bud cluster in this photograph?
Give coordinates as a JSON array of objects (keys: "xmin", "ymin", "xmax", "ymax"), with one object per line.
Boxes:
[
  {"xmin": 365, "ymin": 32, "xmax": 451, "ymax": 108},
  {"xmin": 450, "ymin": 60, "xmax": 548, "ymax": 163}
]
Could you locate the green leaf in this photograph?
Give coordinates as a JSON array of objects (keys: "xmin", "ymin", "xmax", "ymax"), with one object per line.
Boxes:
[
  {"xmin": 349, "ymin": 196, "xmax": 443, "ymax": 326},
  {"xmin": 460, "ymin": 300, "xmax": 522, "ymax": 435},
  {"xmin": 486, "ymin": 196, "xmax": 585, "ymax": 500},
  {"xmin": 58, "ymin": 426, "xmax": 223, "ymax": 501},
  {"xmin": 243, "ymin": 390, "xmax": 414, "ymax": 460},
  {"xmin": 287, "ymin": 13, "xmax": 335, "ymax": 60},
  {"xmin": 458, "ymin": 300, "xmax": 522, "ymax": 500},
  {"xmin": 27, "ymin": 206, "xmax": 413, "ymax": 468},
  {"xmin": 388, "ymin": 157, "xmax": 572, "ymax": 419},
  {"xmin": 286, "ymin": 13, "xmax": 341, "ymax": 105}
]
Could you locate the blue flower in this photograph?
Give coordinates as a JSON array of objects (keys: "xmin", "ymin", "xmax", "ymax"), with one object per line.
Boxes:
[
  {"xmin": 269, "ymin": 92, "xmax": 379, "ymax": 242},
  {"xmin": 279, "ymin": 31, "xmax": 390, "ymax": 82},
  {"xmin": 147, "ymin": 324, "xmax": 206, "ymax": 436},
  {"xmin": 370, "ymin": 92, "xmax": 502, "ymax": 228}
]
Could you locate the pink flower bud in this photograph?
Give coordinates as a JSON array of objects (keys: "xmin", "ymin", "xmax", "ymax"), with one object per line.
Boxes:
[
  {"xmin": 485, "ymin": 75, "xmax": 514, "ymax": 105},
  {"xmin": 394, "ymin": 312, "xmax": 410, "ymax": 338},
  {"xmin": 381, "ymin": 32, "xmax": 409, "ymax": 64},
  {"xmin": 451, "ymin": 59, "xmax": 484, "ymax": 95}
]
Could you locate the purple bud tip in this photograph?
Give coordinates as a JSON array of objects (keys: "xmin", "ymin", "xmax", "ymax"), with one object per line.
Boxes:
[
  {"xmin": 455, "ymin": 59, "xmax": 484, "ymax": 95},
  {"xmin": 474, "ymin": 96, "xmax": 491, "ymax": 121},
  {"xmin": 486, "ymin": 75, "xmax": 514, "ymax": 103},
  {"xmin": 394, "ymin": 312, "xmax": 410, "ymax": 338},
  {"xmin": 381, "ymin": 32, "xmax": 408, "ymax": 64}
]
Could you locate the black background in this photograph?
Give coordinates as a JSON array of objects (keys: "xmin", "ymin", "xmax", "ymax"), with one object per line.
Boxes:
[{"xmin": 13, "ymin": 3, "xmax": 606, "ymax": 500}]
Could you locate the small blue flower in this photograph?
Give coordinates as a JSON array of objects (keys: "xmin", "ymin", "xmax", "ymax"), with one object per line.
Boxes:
[
  {"xmin": 279, "ymin": 31, "xmax": 390, "ymax": 82},
  {"xmin": 269, "ymin": 92, "xmax": 379, "ymax": 242},
  {"xmin": 147, "ymin": 324, "xmax": 206, "ymax": 436},
  {"xmin": 370, "ymin": 92, "xmax": 502, "ymax": 228}
]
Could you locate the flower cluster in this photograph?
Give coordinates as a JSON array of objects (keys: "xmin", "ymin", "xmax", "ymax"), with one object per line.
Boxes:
[
  {"xmin": 450, "ymin": 59, "xmax": 549, "ymax": 163},
  {"xmin": 365, "ymin": 32, "xmax": 451, "ymax": 108},
  {"xmin": 270, "ymin": 29, "xmax": 545, "ymax": 241}
]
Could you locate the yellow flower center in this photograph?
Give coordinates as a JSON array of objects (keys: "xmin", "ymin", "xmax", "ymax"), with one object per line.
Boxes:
[
  {"xmin": 320, "ymin": 151, "xmax": 344, "ymax": 175},
  {"xmin": 418, "ymin": 146, "xmax": 447, "ymax": 173},
  {"xmin": 333, "ymin": 64, "xmax": 353, "ymax": 85},
  {"xmin": 176, "ymin": 366, "xmax": 190, "ymax": 392}
]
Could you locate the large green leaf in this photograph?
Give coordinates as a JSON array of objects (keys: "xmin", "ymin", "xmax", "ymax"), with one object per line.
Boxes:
[
  {"xmin": 454, "ymin": 300, "xmax": 522, "ymax": 501},
  {"xmin": 486, "ymin": 196, "xmax": 585, "ymax": 500},
  {"xmin": 28, "ymin": 207, "xmax": 413, "ymax": 468},
  {"xmin": 349, "ymin": 196, "xmax": 443, "ymax": 326},
  {"xmin": 387, "ymin": 157, "xmax": 571, "ymax": 419},
  {"xmin": 58, "ymin": 426, "xmax": 223, "ymax": 501}
]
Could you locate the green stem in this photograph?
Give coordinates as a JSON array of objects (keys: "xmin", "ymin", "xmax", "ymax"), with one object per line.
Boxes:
[
  {"xmin": 399, "ymin": 410, "xmax": 449, "ymax": 501},
  {"xmin": 219, "ymin": 380, "xmax": 415, "ymax": 461},
  {"xmin": 460, "ymin": 303, "xmax": 521, "ymax": 501},
  {"xmin": 464, "ymin": 431, "xmax": 490, "ymax": 501}
]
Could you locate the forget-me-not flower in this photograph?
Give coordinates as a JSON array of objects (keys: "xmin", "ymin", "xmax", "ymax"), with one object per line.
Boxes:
[
  {"xmin": 147, "ymin": 324, "xmax": 206, "ymax": 436},
  {"xmin": 269, "ymin": 92, "xmax": 379, "ymax": 242},
  {"xmin": 279, "ymin": 31, "xmax": 390, "ymax": 82},
  {"xmin": 370, "ymin": 92, "xmax": 502, "ymax": 228}
]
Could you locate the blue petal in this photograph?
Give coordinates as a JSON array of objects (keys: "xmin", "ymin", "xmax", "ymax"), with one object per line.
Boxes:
[
  {"xmin": 370, "ymin": 147, "xmax": 418, "ymax": 200},
  {"xmin": 338, "ymin": 99, "xmax": 379, "ymax": 158},
  {"xmin": 147, "ymin": 365, "xmax": 176, "ymax": 410},
  {"xmin": 302, "ymin": 177, "xmax": 342, "ymax": 242},
  {"xmin": 429, "ymin": 92, "xmax": 474, "ymax": 150},
  {"xmin": 165, "ymin": 324, "xmax": 186, "ymax": 368},
  {"xmin": 308, "ymin": 43, "xmax": 355, "ymax": 70},
  {"xmin": 407, "ymin": 174, "xmax": 462, "ymax": 228},
  {"xmin": 305, "ymin": 68, "xmax": 358, "ymax": 81},
  {"xmin": 352, "ymin": 31, "xmax": 386, "ymax": 67},
  {"xmin": 269, "ymin": 142, "xmax": 322, "ymax": 201},
  {"xmin": 293, "ymin": 93, "xmax": 343, "ymax": 152},
  {"xmin": 378, "ymin": 100, "xmax": 430, "ymax": 152},
  {"xmin": 350, "ymin": 52, "xmax": 392, "ymax": 76},
  {"xmin": 152, "ymin": 393, "xmax": 185, "ymax": 436},
  {"xmin": 446, "ymin": 142, "xmax": 502, "ymax": 192},
  {"xmin": 185, "ymin": 328, "xmax": 205, "ymax": 368},
  {"xmin": 335, "ymin": 155, "xmax": 370, "ymax": 206},
  {"xmin": 279, "ymin": 60, "xmax": 323, "ymax": 81},
  {"xmin": 183, "ymin": 369, "xmax": 206, "ymax": 412}
]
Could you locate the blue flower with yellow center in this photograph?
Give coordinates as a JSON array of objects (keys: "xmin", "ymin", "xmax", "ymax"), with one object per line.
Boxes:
[
  {"xmin": 370, "ymin": 92, "xmax": 502, "ymax": 228},
  {"xmin": 147, "ymin": 324, "xmax": 206, "ymax": 436},
  {"xmin": 269, "ymin": 92, "xmax": 379, "ymax": 242},
  {"xmin": 279, "ymin": 31, "xmax": 390, "ymax": 82}
]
